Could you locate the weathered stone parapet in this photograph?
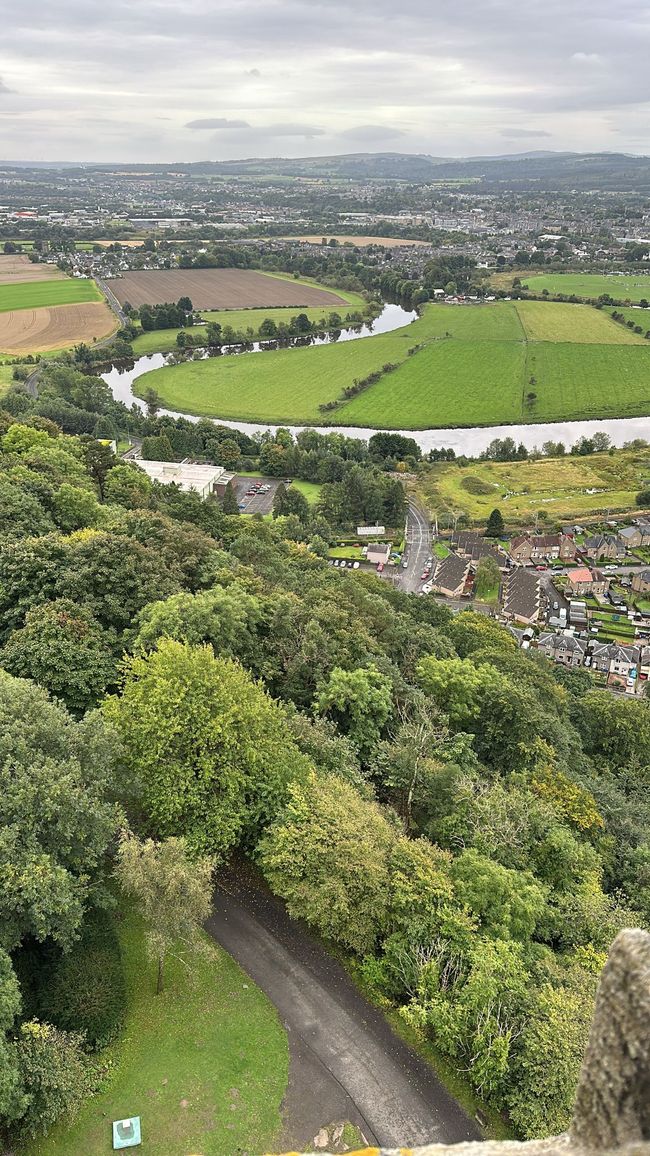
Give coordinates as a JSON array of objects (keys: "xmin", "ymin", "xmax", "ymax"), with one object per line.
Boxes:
[{"xmin": 272, "ymin": 929, "xmax": 650, "ymax": 1156}]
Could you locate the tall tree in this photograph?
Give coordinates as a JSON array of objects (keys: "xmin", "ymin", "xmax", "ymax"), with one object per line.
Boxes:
[{"xmin": 115, "ymin": 833, "xmax": 213, "ymax": 993}]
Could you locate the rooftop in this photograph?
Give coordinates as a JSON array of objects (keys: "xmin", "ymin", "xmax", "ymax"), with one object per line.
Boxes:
[{"xmin": 133, "ymin": 460, "xmax": 234, "ymax": 493}]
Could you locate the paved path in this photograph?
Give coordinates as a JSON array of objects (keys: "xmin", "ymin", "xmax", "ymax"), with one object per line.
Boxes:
[{"xmin": 206, "ymin": 875, "xmax": 480, "ymax": 1152}]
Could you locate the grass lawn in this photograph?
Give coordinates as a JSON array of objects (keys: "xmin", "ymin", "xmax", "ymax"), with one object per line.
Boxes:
[
  {"xmin": 328, "ymin": 545, "xmax": 364, "ymax": 559},
  {"xmin": 289, "ymin": 479, "xmax": 322, "ymax": 505},
  {"xmin": 0, "ymin": 279, "xmax": 102, "ymax": 313},
  {"xmin": 25, "ymin": 911, "xmax": 288, "ymax": 1156},
  {"xmin": 130, "ymin": 299, "xmax": 650, "ymax": 430},
  {"xmin": 417, "ymin": 447, "xmax": 650, "ymax": 526},
  {"xmin": 519, "ymin": 272, "xmax": 650, "ymax": 302},
  {"xmin": 0, "ymin": 364, "xmax": 14, "ymax": 396}
]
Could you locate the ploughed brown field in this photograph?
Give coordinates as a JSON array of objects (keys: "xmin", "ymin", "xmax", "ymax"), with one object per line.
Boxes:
[
  {"xmin": 0, "ymin": 255, "xmax": 66, "ymax": 284},
  {"xmin": 0, "ymin": 302, "xmax": 116, "ymax": 354},
  {"xmin": 105, "ymin": 268, "xmax": 347, "ymax": 310},
  {"xmin": 284, "ymin": 234, "xmax": 431, "ymax": 247}
]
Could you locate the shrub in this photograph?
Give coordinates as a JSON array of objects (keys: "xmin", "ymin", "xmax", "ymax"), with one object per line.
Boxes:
[
  {"xmin": 19, "ymin": 911, "xmax": 126, "ymax": 1051},
  {"xmin": 460, "ymin": 475, "xmax": 494, "ymax": 495}
]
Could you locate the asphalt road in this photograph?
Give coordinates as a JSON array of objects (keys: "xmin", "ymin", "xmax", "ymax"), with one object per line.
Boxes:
[
  {"xmin": 206, "ymin": 875, "xmax": 480, "ymax": 1152},
  {"xmin": 400, "ymin": 499, "xmax": 433, "ymax": 593}
]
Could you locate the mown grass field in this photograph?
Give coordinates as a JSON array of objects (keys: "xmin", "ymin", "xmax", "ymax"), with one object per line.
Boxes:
[
  {"xmin": 520, "ymin": 272, "xmax": 650, "ymax": 302},
  {"xmin": 0, "ymin": 364, "xmax": 14, "ymax": 396},
  {"xmin": 0, "ymin": 278, "xmax": 102, "ymax": 313},
  {"xmin": 515, "ymin": 300, "xmax": 646, "ymax": 344},
  {"xmin": 26, "ymin": 911, "xmax": 288, "ymax": 1156},
  {"xmin": 417, "ymin": 447, "xmax": 650, "ymax": 526},
  {"xmin": 134, "ymin": 300, "xmax": 650, "ymax": 429}
]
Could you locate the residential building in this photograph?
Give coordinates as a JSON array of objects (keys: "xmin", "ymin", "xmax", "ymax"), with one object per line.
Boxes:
[
  {"xmin": 502, "ymin": 567, "xmax": 541, "ymax": 624},
  {"xmin": 581, "ymin": 534, "xmax": 625, "ymax": 562},
  {"xmin": 566, "ymin": 568, "xmax": 609, "ymax": 597},
  {"xmin": 537, "ymin": 632, "xmax": 587, "ymax": 666},
  {"xmin": 632, "ymin": 569, "xmax": 650, "ymax": 594},
  {"xmin": 366, "ymin": 542, "xmax": 391, "ymax": 566},
  {"xmin": 449, "ymin": 531, "xmax": 503, "ymax": 565},
  {"xmin": 431, "ymin": 554, "xmax": 471, "ymax": 598},
  {"xmin": 508, "ymin": 533, "xmax": 576, "ymax": 564},
  {"xmin": 133, "ymin": 460, "xmax": 234, "ymax": 499},
  {"xmin": 618, "ymin": 523, "xmax": 650, "ymax": 549}
]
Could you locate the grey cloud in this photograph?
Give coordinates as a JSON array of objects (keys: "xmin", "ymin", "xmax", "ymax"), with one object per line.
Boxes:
[
  {"xmin": 1, "ymin": 0, "xmax": 650, "ymax": 160},
  {"xmin": 185, "ymin": 117, "xmax": 250, "ymax": 129},
  {"xmin": 339, "ymin": 125, "xmax": 408, "ymax": 141},
  {"xmin": 500, "ymin": 128, "xmax": 553, "ymax": 139}
]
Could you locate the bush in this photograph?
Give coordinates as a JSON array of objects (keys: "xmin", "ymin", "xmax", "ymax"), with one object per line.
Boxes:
[
  {"xmin": 460, "ymin": 475, "xmax": 494, "ymax": 495},
  {"xmin": 17, "ymin": 910, "xmax": 126, "ymax": 1051}
]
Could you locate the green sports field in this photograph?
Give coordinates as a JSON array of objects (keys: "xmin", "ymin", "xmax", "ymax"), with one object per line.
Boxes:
[
  {"xmin": 134, "ymin": 299, "xmax": 650, "ymax": 429},
  {"xmin": 0, "ymin": 279, "xmax": 102, "ymax": 313},
  {"xmin": 520, "ymin": 272, "xmax": 650, "ymax": 303}
]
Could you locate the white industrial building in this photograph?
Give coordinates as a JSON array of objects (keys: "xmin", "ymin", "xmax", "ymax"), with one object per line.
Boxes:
[{"xmin": 133, "ymin": 460, "xmax": 234, "ymax": 500}]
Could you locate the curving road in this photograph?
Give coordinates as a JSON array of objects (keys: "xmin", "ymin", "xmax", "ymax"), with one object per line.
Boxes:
[{"xmin": 206, "ymin": 874, "xmax": 481, "ymax": 1152}]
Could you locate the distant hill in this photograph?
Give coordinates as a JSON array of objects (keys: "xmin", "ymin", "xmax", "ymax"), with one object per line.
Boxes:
[
  {"xmin": 180, "ymin": 150, "xmax": 650, "ymax": 191},
  {"xmin": 4, "ymin": 151, "xmax": 650, "ymax": 191}
]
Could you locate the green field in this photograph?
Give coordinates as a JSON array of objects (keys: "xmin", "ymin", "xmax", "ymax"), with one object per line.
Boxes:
[
  {"xmin": 521, "ymin": 272, "xmax": 650, "ymax": 303},
  {"xmin": 0, "ymin": 364, "xmax": 14, "ymax": 396},
  {"xmin": 26, "ymin": 911, "xmax": 287, "ymax": 1156},
  {"xmin": 417, "ymin": 447, "xmax": 650, "ymax": 526},
  {"xmin": 131, "ymin": 291, "xmax": 367, "ymax": 356},
  {"xmin": 515, "ymin": 300, "xmax": 646, "ymax": 344},
  {"xmin": 133, "ymin": 300, "xmax": 650, "ymax": 429},
  {"xmin": 0, "ymin": 279, "xmax": 101, "ymax": 313}
]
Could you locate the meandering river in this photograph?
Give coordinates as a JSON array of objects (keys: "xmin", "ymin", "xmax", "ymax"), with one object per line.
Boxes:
[{"xmin": 101, "ymin": 304, "xmax": 650, "ymax": 454}]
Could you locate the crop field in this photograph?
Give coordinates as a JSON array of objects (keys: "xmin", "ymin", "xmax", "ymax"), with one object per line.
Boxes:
[
  {"xmin": 0, "ymin": 302, "xmax": 116, "ymax": 354},
  {"xmin": 515, "ymin": 300, "xmax": 646, "ymax": 344},
  {"xmin": 0, "ymin": 279, "xmax": 102, "ymax": 313},
  {"xmin": 283, "ymin": 234, "xmax": 432, "ymax": 247},
  {"xmin": 417, "ymin": 447, "xmax": 650, "ymax": 526},
  {"xmin": 0, "ymin": 254, "xmax": 65, "ymax": 284},
  {"xmin": 520, "ymin": 272, "xmax": 650, "ymax": 302},
  {"xmin": 106, "ymin": 268, "xmax": 348, "ymax": 310},
  {"xmin": 133, "ymin": 300, "xmax": 650, "ymax": 429}
]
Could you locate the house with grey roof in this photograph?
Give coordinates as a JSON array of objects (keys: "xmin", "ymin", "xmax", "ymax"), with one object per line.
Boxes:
[
  {"xmin": 537, "ymin": 632, "xmax": 587, "ymax": 666},
  {"xmin": 502, "ymin": 567, "xmax": 541, "ymax": 624},
  {"xmin": 431, "ymin": 554, "xmax": 471, "ymax": 598}
]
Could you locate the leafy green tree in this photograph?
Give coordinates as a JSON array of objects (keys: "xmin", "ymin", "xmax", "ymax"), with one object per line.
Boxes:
[
  {"xmin": 115, "ymin": 833, "xmax": 213, "ymax": 993},
  {"xmin": 274, "ymin": 487, "xmax": 310, "ymax": 525},
  {"xmin": 474, "ymin": 556, "xmax": 501, "ymax": 602},
  {"xmin": 0, "ymin": 476, "xmax": 54, "ymax": 539},
  {"xmin": 572, "ymin": 690, "xmax": 650, "ymax": 770},
  {"xmin": 3, "ymin": 424, "xmax": 50, "ymax": 455},
  {"xmin": 507, "ymin": 973, "xmax": 596, "ymax": 1137},
  {"xmin": 450, "ymin": 849, "xmax": 548, "ymax": 941},
  {"xmin": 416, "ymin": 656, "xmax": 503, "ymax": 727},
  {"xmin": 485, "ymin": 508, "xmax": 505, "ymax": 538},
  {"xmin": 636, "ymin": 488, "xmax": 650, "ymax": 507},
  {"xmin": 134, "ymin": 586, "xmax": 265, "ymax": 672},
  {"xmin": 316, "ymin": 665, "xmax": 393, "ymax": 761},
  {"xmin": 14, "ymin": 1020, "xmax": 96, "ymax": 1139},
  {"xmin": 0, "ymin": 670, "xmax": 120, "ymax": 951},
  {"xmin": 258, "ymin": 773, "xmax": 394, "ymax": 954},
  {"xmin": 103, "ymin": 463, "xmax": 153, "ymax": 508},
  {"xmin": 0, "ymin": 950, "xmax": 24, "ymax": 1121},
  {"xmin": 52, "ymin": 483, "xmax": 100, "ymax": 531},
  {"xmin": 79, "ymin": 437, "xmax": 115, "ymax": 500},
  {"xmin": 104, "ymin": 640, "xmax": 310, "ymax": 856},
  {"xmin": 0, "ymin": 600, "xmax": 116, "ymax": 713},
  {"xmin": 221, "ymin": 480, "xmax": 240, "ymax": 514},
  {"xmin": 449, "ymin": 612, "xmax": 517, "ymax": 658},
  {"xmin": 92, "ymin": 416, "xmax": 117, "ymax": 441}
]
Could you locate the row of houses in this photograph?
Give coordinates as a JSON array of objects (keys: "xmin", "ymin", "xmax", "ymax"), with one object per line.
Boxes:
[
  {"xmin": 537, "ymin": 633, "xmax": 649, "ymax": 694},
  {"xmin": 508, "ymin": 520, "xmax": 650, "ymax": 566}
]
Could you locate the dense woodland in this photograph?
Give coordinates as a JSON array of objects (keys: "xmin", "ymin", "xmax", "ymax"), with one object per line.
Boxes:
[{"xmin": 0, "ymin": 367, "xmax": 649, "ymax": 1143}]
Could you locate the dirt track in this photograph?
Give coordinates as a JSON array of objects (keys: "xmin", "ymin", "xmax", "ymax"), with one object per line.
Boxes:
[
  {"xmin": 0, "ymin": 301, "xmax": 117, "ymax": 353},
  {"xmin": 0, "ymin": 255, "xmax": 65, "ymax": 284},
  {"xmin": 105, "ymin": 268, "xmax": 347, "ymax": 310}
]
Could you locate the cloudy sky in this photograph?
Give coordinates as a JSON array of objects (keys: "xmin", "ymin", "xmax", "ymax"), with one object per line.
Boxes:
[{"xmin": 1, "ymin": 0, "xmax": 649, "ymax": 162}]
